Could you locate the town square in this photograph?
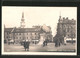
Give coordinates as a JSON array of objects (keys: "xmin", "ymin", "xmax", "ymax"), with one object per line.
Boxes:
[{"xmin": 2, "ymin": 7, "xmax": 77, "ymax": 55}]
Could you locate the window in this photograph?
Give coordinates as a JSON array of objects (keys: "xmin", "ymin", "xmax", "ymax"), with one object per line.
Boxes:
[
  {"xmin": 23, "ymin": 33, "xmax": 24, "ymax": 35},
  {"xmin": 14, "ymin": 33, "xmax": 15, "ymax": 35},
  {"xmin": 16, "ymin": 37, "xmax": 18, "ymax": 39},
  {"xmin": 35, "ymin": 33, "xmax": 36, "ymax": 35},
  {"xmin": 68, "ymin": 34, "xmax": 69, "ymax": 37},
  {"xmin": 35, "ymin": 37, "xmax": 36, "ymax": 39},
  {"xmin": 36, "ymin": 33, "xmax": 38, "ymax": 35},
  {"xmin": 20, "ymin": 37, "xmax": 21, "ymax": 39},
  {"xmin": 31, "ymin": 33, "xmax": 32, "ymax": 35},
  {"xmin": 7, "ymin": 32, "xmax": 8, "ymax": 35},
  {"xmin": 28, "ymin": 33, "xmax": 30, "ymax": 35},
  {"xmin": 9, "ymin": 32, "xmax": 10, "ymax": 34},
  {"xmin": 67, "ymin": 29, "xmax": 69, "ymax": 32},
  {"xmin": 7, "ymin": 36, "xmax": 8, "ymax": 38},
  {"xmin": 19, "ymin": 33, "xmax": 21, "ymax": 35},
  {"xmin": 26, "ymin": 33, "xmax": 28, "ymax": 35}
]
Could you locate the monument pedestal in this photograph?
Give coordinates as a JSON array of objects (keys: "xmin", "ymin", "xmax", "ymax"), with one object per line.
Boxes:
[{"xmin": 37, "ymin": 33, "xmax": 45, "ymax": 45}]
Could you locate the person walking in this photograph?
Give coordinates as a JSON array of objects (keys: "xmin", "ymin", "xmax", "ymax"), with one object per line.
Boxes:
[
  {"xmin": 43, "ymin": 40, "xmax": 45, "ymax": 47},
  {"xmin": 45, "ymin": 39, "xmax": 48, "ymax": 46},
  {"xmin": 43, "ymin": 39, "xmax": 48, "ymax": 47}
]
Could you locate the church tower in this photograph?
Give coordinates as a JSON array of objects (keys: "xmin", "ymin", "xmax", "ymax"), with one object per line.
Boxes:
[
  {"xmin": 57, "ymin": 12, "xmax": 63, "ymax": 35},
  {"xmin": 58, "ymin": 12, "xmax": 62, "ymax": 23},
  {"xmin": 20, "ymin": 12, "xmax": 25, "ymax": 28}
]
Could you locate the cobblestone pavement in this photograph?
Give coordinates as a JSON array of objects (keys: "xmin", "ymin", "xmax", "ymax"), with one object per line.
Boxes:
[{"xmin": 4, "ymin": 43, "xmax": 76, "ymax": 52}]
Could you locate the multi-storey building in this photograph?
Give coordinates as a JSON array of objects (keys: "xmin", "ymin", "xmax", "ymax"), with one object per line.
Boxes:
[
  {"xmin": 54, "ymin": 15, "xmax": 76, "ymax": 44},
  {"xmin": 4, "ymin": 12, "xmax": 52, "ymax": 44},
  {"xmin": 4, "ymin": 28, "xmax": 13, "ymax": 43}
]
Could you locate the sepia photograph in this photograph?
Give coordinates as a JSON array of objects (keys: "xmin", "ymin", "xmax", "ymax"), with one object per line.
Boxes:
[{"xmin": 2, "ymin": 6, "xmax": 77, "ymax": 55}]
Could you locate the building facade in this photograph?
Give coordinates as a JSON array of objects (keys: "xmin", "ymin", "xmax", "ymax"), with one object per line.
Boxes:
[
  {"xmin": 4, "ymin": 12, "xmax": 52, "ymax": 44},
  {"xmin": 4, "ymin": 26, "xmax": 52, "ymax": 44},
  {"xmin": 54, "ymin": 15, "xmax": 76, "ymax": 44}
]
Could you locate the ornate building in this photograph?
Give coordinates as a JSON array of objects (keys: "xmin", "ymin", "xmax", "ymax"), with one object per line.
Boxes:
[
  {"xmin": 58, "ymin": 16, "xmax": 76, "ymax": 38},
  {"xmin": 54, "ymin": 15, "xmax": 76, "ymax": 44}
]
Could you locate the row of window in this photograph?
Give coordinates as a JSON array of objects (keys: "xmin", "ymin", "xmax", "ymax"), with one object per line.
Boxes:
[
  {"xmin": 14, "ymin": 36, "xmax": 38, "ymax": 39},
  {"xmin": 64, "ymin": 34, "xmax": 75, "ymax": 37},
  {"xmin": 63, "ymin": 28, "xmax": 74, "ymax": 33},
  {"xmin": 5, "ymin": 32, "xmax": 11, "ymax": 35},
  {"xmin": 14, "ymin": 33, "xmax": 38, "ymax": 35}
]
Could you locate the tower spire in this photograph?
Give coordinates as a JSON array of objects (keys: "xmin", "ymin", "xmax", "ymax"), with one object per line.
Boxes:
[
  {"xmin": 4, "ymin": 24, "xmax": 5, "ymax": 28},
  {"xmin": 59, "ymin": 11, "xmax": 62, "ymax": 23},
  {"xmin": 20, "ymin": 12, "xmax": 25, "ymax": 28},
  {"xmin": 22, "ymin": 12, "xmax": 24, "ymax": 18},
  {"xmin": 59, "ymin": 11, "xmax": 61, "ymax": 18}
]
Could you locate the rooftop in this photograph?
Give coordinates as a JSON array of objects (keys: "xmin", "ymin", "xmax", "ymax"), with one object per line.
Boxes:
[{"xmin": 4, "ymin": 27, "xmax": 41, "ymax": 33}]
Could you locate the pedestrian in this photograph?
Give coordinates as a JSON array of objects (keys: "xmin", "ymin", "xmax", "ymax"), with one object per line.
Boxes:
[
  {"xmin": 55, "ymin": 39, "xmax": 58, "ymax": 47},
  {"xmin": 45, "ymin": 39, "xmax": 48, "ymax": 46},
  {"xmin": 23, "ymin": 40, "xmax": 30, "ymax": 51},
  {"xmin": 43, "ymin": 39, "xmax": 48, "ymax": 47},
  {"xmin": 58, "ymin": 39, "xmax": 60, "ymax": 46},
  {"xmin": 43, "ymin": 40, "xmax": 45, "ymax": 47}
]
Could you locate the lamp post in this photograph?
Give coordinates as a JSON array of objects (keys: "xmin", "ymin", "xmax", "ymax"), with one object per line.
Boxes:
[{"xmin": 71, "ymin": 26, "xmax": 74, "ymax": 44}]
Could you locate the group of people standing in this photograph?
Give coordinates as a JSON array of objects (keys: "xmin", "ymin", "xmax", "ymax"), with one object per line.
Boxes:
[
  {"xmin": 23, "ymin": 39, "xmax": 49, "ymax": 51},
  {"xmin": 22, "ymin": 35, "xmax": 64, "ymax": 51},
  {"xmin": 23, "ymin": 40, "xmax": 30, "ymax": 51},
  {"xmin": 53, "ymin": 34, "xmax": 64, "ymax": 47},
  {"xmin": 43, "ymin": 39, "xmax": 48, "ymax": 47}
]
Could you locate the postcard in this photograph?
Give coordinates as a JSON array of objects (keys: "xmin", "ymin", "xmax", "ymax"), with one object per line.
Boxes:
[{"xmin": 2, "ymin": 6, "xmax": 77, "ymax": 55}]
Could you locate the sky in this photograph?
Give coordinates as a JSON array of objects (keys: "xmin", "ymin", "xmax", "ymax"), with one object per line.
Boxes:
[{"xmin": 2, "ymin": 6, "xmax": 77, "ymax": 36}]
